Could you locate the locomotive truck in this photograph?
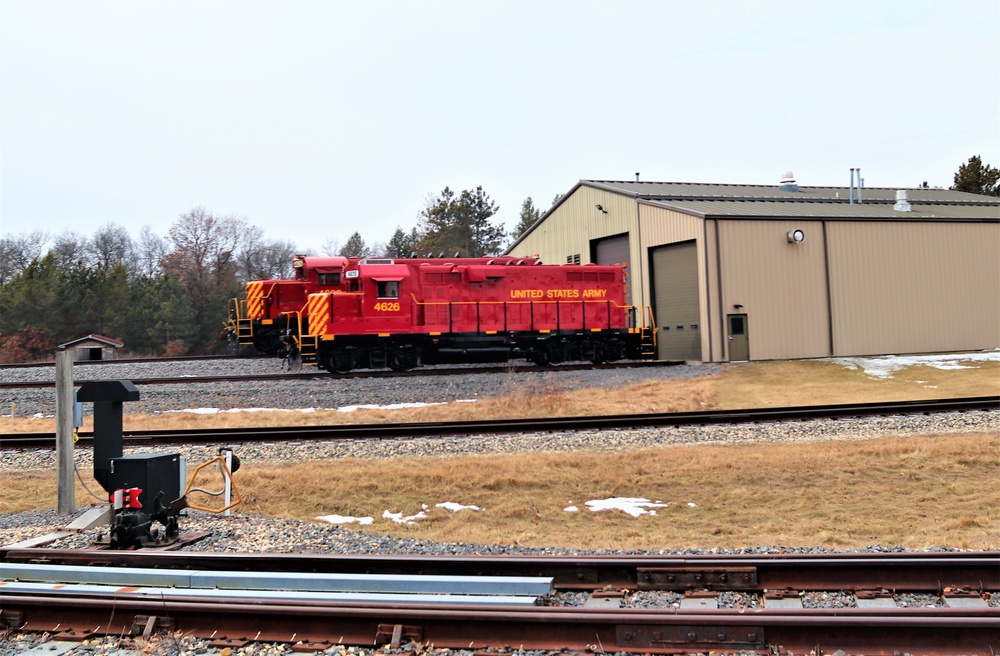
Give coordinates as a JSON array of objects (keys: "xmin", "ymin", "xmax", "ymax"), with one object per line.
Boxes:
[{"xmin": 222, "ymin": 255, "xmax": 656, "ymax": 372}]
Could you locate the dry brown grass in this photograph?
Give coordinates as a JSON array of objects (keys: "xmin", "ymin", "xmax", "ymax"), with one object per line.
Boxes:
[
  {"xmin": 229, "ymin": 433, "xmax": 999, "ymax": 550},
  {"xmin": 5, "ymin": 433, "xmax": 997, "ymax": 550},
  {"xmin": 5, "ymin": 358, "xmax": 996, "ymax": 434},
  {"xmin": 3, "ymin": 357, "xmax": 998, "ymax": 549}
]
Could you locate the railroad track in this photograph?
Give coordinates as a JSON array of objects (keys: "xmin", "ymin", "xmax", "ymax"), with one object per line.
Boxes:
[
  {"xmin": 0, "ymin": 359, "xmax": 673, "ymax": 388},
  {"xmin": 2, "ymin": 396, "xmax": 997, "ymax": 450},
  {"xmin": 1, "ymin": 549, "xmax": 997, "ymax": 653}
]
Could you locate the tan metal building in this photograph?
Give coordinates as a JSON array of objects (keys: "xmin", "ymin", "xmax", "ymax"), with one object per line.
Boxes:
[{"xmin": 506, "ymin": 178, "xmax": 1000, "ymax": 362}]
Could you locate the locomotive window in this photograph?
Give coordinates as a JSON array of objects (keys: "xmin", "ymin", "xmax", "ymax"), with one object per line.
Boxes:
[
  {"xmin": 348, "ymin": 280, "xmax": 361, "ymax": 293},
  {"xmin": 318, "ymin": 272, "xmax": 340, "ymax": 286},
  {"xmin": 376, "ymin": 281, "xmax": 399, "ymax": 298}
]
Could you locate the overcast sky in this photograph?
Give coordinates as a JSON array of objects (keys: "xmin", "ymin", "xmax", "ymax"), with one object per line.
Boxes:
[{"xmin": 2, "ymin": 1, "xmax": 998, "ymax": 251}]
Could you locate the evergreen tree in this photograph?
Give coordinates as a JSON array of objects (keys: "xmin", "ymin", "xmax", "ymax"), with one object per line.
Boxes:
[
  {"xmin": 339, "ymin": 231, "xmax": 371, "ymax": 258},
  {"xmin": 417, "ymin": 186, "xmax": 504, "ymax": 257},
  {"xmin": 386, "ymin": 226, "xmax": 421, "ymax": 258},
  {"xmin": 511, "ymin": 197, "xmax": 542, "ymax": 241},
  {"xmin": 951, "ymin": 155, "xmax": 1000, "ymax": 196}
]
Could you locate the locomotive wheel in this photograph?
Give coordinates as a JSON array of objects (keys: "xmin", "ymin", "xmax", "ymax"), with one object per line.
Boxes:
[
  {"xmin": 330, "ymin": 348, "xmax": 355, "ymax": 374},
  {"xmin": 389, "ymin": 346, "xmax": 421, "ymax": 372},
  {"xmin": 589, "ymin": 342, "xmax": 608, "ymax": 364},
  {"xmin": 546, "ymin": 341, "xmax": 566, "ymax": 364}
]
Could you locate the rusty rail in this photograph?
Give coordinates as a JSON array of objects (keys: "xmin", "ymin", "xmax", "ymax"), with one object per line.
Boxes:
[
  {"xmin": 2, "ymin": 587, "xmax": 996, "ymax": 654},
  {"xmin": 4, "ymin": 549, "xmax": 998, "ymax": 593}
]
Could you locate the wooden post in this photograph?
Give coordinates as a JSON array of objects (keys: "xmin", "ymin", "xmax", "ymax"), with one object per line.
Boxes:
[{"xmin": 55, "ymin": 348, "xmax": 75, "ymax": 515}]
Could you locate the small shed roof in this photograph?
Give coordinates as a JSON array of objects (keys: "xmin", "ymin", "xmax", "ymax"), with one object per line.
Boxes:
[{"xmin": 58, "ymin": 334, "xmax": 125, "ymax": 349}]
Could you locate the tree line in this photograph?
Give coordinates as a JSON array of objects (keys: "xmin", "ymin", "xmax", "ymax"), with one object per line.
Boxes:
[{"xmin": 0, "ymin": 188, "xmax": 551, "ymax": 362}]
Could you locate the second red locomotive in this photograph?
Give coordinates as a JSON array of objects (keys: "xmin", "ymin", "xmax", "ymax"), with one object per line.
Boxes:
[{"xmin": 224, "ymin": 255, "xmax": 656, "ymax": 372}]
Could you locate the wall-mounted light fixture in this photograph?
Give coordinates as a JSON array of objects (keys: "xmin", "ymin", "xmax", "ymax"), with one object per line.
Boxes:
[
  {"xmin": 787, "ymin": 229, "xmax": 805, "ymax": 244},
  {"xmin": 733, "ymin": 304, "xmax": 744, "ymax": 310},
  {"xmin": 595, "ymin": 204, "xmax": 608, "ymax": 214}
]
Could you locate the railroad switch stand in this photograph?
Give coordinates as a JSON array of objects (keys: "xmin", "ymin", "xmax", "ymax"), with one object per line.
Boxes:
[{"xmin": 78, "ymin": 380, "xmax": 189, "ymax": 549}]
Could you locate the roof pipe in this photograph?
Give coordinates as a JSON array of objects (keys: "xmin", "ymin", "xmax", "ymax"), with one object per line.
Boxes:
[{"xmin": 849, "ymin": 168, "xmax": 855, "ymax": 204}]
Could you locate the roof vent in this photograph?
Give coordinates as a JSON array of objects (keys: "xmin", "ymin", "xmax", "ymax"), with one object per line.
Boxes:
[
  {"xmin": 779, "ymin": 171, "xmax": 798, "ymax": 192},
  {"xmin": 894, "ymin": 189, "xmax": 912, "ymax": 212}
]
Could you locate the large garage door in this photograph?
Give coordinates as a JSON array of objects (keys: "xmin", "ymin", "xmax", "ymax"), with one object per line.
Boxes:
[
  {"xmin": 651, "ymin": 241, "xmax": 701, "ymax": 362},
  {"xmin": 593, "ymin": 234, "xmax": 631, "ymax": 304}
]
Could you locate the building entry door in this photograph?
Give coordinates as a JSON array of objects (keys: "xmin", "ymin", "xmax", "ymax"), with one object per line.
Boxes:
[{"xmin": 727, "ymin": 314, "xmax": 749, "ymax": 361}]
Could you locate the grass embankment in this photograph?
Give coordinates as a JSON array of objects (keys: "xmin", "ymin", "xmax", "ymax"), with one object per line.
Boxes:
[{"xmin": 3, "ymin": 358, "xmax": 999, "ymax": 550}]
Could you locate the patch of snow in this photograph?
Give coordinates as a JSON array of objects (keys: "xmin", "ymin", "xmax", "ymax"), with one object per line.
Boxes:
[
  {"xmin": 435, "ymin": 501, "xmax": 480, "ymax": 512},
  {"xmin": 383, "ymin": 504, "xmax": 430, "ymax": 525},
  {"xmin": 585, "ymin": 497, "xmax": 671, "ymax": 517},
  {"xmin": 830, "ymin": 350, "xmax": 999, "ymax": 379}
]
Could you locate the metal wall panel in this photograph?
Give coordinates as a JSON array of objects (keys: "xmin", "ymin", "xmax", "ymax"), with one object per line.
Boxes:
[
  {"xmin": 508, "ymin": 185, "xmax": 643, "ymax": 303},
  {"xmin": 826, "ymin": 222, "xmax": 1000, "ymax": 355},
  {"xmin": 651, "ymin": 242, "xmax": 701, "ymax": 361},
  {"xmin": 716, "ymin": 220, "xmax": 831, "ymax": 360}
]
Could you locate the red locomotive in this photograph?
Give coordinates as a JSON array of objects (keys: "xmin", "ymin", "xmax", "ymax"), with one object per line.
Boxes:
[
  {"xmin": 223, "ymin": 255, "xmax": 656, "ymax": 372},
  {"xmin": 223, "ymin": 254, "xmax": 349, "ymax": 355}
]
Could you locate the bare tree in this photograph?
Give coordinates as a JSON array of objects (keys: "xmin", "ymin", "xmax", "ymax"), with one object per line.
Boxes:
[
  {"xmin": 261, "ymin": 239, "xmax": 299, "ymax": 278},
  {"xmin": 89, "ymin": 223, "xmax": 135, "ymax": 274},
  {"xmin": 0, "ymin": 230, "xmax": 49, "ymax": 283},
  {"xmin": 51, "ymin": 230, "xmax": 92, "ymax": 271},
  {"xmin": 321, "ymin": 237, "xmax": 342, "ymax": 256},
  {"xmin": 234, "ymin": 224, "xmax": 268, "ymax": 282},
  {"xmin": 161, "ymin": 207, "xmax": 249, "ymax": 351},
  {"xmin": 135, "ymin": 225, "xmax": 167, "ymax": 277}
]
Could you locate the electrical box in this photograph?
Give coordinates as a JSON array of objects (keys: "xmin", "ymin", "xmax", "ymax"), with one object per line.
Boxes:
[{"xmin": 108, "ymin": 453, "xmax": 182, "ymax": 509}]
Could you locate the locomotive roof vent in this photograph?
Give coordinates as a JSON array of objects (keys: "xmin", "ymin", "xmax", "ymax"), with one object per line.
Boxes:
[{"xmin": 361, "ymin": 258, "xmax": 394, "ymax": 265}]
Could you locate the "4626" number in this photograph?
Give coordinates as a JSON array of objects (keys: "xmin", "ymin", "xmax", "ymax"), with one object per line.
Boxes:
[{"xmin": 373, "ymin": 302, "xmax": 400, "ymax": 312}]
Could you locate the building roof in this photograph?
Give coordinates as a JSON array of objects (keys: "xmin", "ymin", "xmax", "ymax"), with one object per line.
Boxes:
[
  {"xmin": 506, "ymin": 178, "xmax": 999, "ymax": 253},
  {"xmin": 583, "ymin": 180, "xmax": 1000, "ymax": 208},
  {"xmin": 58, "ymin": 334, "xmax": 125, "ymax": 349},
  {"xmin": 640, "ymin": 198, "xmax": 1000, "ymax": 220}
]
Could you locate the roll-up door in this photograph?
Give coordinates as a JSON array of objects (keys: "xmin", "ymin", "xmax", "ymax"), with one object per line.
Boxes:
[
  {"xmin": 593, "ymin": 234, "xmax": 631, "ymax": 304},
  {"xmin": 651, "ymin": 241, "xmax": 701, "ymax": 361}
]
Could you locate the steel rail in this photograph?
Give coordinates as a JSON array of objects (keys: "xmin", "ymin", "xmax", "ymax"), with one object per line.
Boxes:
[
  {"xmin": 3, "ymin": 549, "xmax": 997, "ymax": 593},
  {"xmin": 2, "ymin": 396, "xmax": 997, "ymax": 450},
  {"xmin": 0, "ymin": 359, "xmax": 671, "ymax": 389},
  {"xmin": 2, "ymin": 588, "xmax": 996, "ymax": 654}
]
